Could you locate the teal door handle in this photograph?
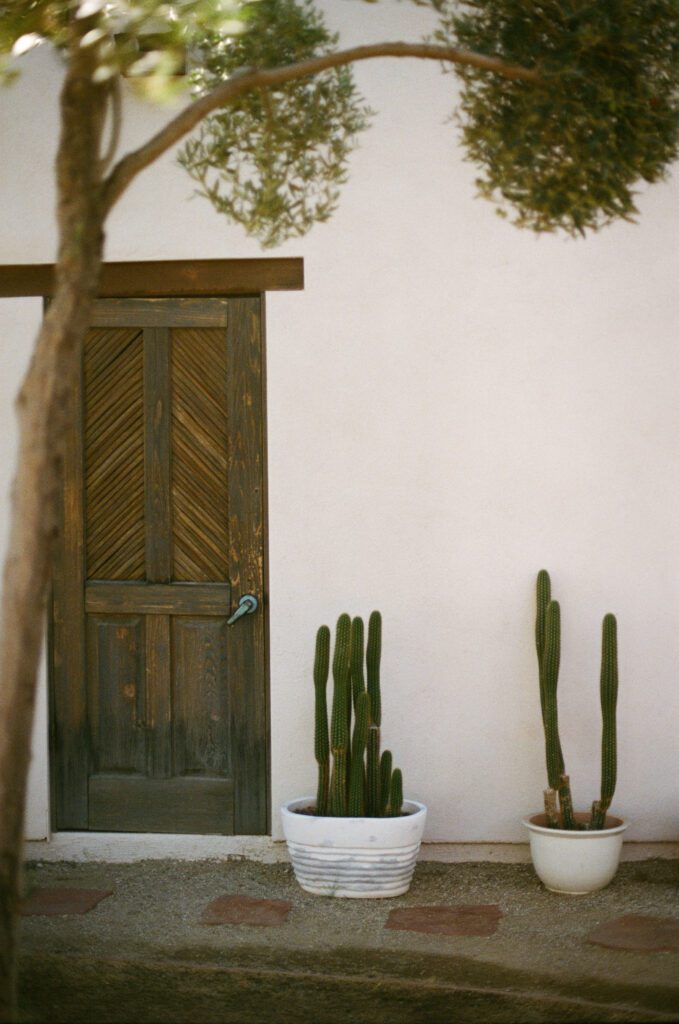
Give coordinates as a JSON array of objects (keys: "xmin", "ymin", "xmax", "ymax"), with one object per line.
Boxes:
[{"xmin": 226, "ymin": 594, "xmax": 259, "ymax": 625}]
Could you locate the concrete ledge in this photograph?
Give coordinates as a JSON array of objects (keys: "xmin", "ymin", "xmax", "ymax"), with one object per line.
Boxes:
[{"xmin": 24, "ymin": 834, "xmax": 679, "ymax": 864}]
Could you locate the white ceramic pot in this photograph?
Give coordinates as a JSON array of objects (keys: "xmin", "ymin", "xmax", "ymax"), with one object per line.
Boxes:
[
  {"xmin": 523, "ymin": 812, "xmax": 628, "ymax": 895},
  {"xmin": 281, "ymin": 798, "xmax": 427, "ymax": 898}
]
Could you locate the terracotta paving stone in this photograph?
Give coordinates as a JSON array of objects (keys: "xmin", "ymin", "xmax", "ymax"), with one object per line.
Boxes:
[
  {"xmin": 385, "ymin": 904, "xmax": 503, "ymax": 938},
  {"xmin": 21, "ymin": 887, "xmax": 113, "ymax": 917},
  {"xmin": 200, "ymin": 894, "xmax": 292, "ymax": 927},
  {"xmin": 587, "ymin": 914, "xmax": 679, "ymax": 953}
]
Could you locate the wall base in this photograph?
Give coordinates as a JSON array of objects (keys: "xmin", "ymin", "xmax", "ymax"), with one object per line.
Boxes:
[{"xmin": 23, "ymin": 834, "xmax": 679, "ymax": 864}]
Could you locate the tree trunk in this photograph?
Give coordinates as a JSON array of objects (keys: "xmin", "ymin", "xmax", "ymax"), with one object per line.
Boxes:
[{"xmin": 0, "ymin": 41, "xmax": 109, "ymax": 1022}]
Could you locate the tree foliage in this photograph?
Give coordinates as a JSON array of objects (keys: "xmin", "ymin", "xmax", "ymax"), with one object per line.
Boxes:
[
  {"xmin": 0, "ymin": 0, "xmax": 247, "ymax": 86},
  {"xmin": 178, "ymin": 0, "xmax": 371, "ymax": 247},
  {"xmin": 3, "ymin": 2, "xmax": 679, "ymax": 240},
  {"xmin": 438, "ymin": 0, "xmax": 679, "ymax": 235}
]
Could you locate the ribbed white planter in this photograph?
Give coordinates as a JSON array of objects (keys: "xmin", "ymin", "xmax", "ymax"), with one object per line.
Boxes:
[
  {"xmin": 281, "ymin": 798, "xmax": 427, "ymax": 898},
  {"xmin": 523, "ymin": 812, "xmax": 628, "ymax": 895}
]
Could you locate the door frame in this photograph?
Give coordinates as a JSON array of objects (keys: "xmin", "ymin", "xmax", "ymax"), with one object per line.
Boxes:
[{"xmin": 0, "ymin": 259, "xmax": 304, "ymax": 836}]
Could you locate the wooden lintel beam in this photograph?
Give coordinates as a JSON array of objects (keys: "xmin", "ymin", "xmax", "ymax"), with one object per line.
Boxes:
[{"xmin": 0, "ymin": 258, "xmax": 304, "ymax": 298}]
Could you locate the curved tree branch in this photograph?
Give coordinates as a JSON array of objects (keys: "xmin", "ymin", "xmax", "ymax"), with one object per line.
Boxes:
[
  {"xmin": 102, "ymin": 40, "xmax": 539, "ymax": 215},
  {"xmin": 98, "ymin": 76, "xmax": 122, "ymax": 177}
]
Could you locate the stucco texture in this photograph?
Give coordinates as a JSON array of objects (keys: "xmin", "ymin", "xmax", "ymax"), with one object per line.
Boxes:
[{"xmin": 0, "ymin": 2, "xmax": 677, "ymax": 846}]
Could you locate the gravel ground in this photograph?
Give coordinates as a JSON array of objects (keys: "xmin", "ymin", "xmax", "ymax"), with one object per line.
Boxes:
[{"xmin": 17, "ymin": 858, "xmax": 679, "ymax": 1023}]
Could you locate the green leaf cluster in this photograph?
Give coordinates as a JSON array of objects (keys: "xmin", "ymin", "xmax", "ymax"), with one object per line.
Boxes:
[
  {"xmin": 178, "ymin": 0, "xmax": 371, "ymax": 247},
  {"xmin": 438, "ymin": 0, "xmax": 679, "ymax": 235},
  {"xmin": 0, "ymin": 1, "xmax": 247, "ymax": 89}
]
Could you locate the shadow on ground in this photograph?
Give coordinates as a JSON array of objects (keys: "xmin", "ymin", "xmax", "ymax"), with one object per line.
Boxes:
[{"xmin": 18, "ymin": 858, "xmax": 679, "ymax": 1023}]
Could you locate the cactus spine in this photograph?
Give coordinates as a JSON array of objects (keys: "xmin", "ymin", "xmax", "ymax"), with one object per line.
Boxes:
[
  {"xmin": 313, "ymin": 625, "xmax": 331, "ymax": 816},
  {"xmin": 312, "ymin": 611, "xmax": 404, "ymax": 818},
  {"xmin": 534, "ymin": 571, "xmax": 620, "ymax": 831}
]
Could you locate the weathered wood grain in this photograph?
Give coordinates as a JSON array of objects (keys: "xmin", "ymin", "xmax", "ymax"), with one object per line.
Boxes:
[
  {"xmin": 172, "ymin": 617, "xmax": 230, "ymax": 778},
  {"xmin": 146, "ymin": 614, "xmax": 172, "ymax": 780},
  {"xmin": 85, "ymin": 582, "xmax": 231, "ymax": 615},
  {"xmin": 0, "ymin": 259, "xmax": 304, "ymax": 297},
  {"xmin": 171, "ymin": 328, "xmax": 229, "ymax": 582},
  {"xmin": 92, "ymin": 298, "xmax": 229, "ymax": 328},
  {"xmin": 88, "ymin": 776, "xmax": 235, "ymax": 834},
  {"xmin": 51, "ymin": 354, "xmax": 89, "ymax": 829},
  {"xmin": 144, "ymin": 329, "xmax": 172, "ymax": 583},
  {"xmin": 52, "ymin": 296, "xmax": 269, "ymax": 836},
  {"xmin": 227, "ymin": 297, "xmax": 269, "ymax": 835},
  {"xmin": 84, "ymin": 328, "xmax": 145, "ymax": 581},
  {"xmin": 86, "ymin": 615, "xmax": 146, "ymax": 775}
]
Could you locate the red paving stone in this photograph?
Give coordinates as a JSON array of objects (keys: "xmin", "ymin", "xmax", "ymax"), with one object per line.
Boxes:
[
  {"xmin": 200, "ymin": 894, "xmax": 292, "ymax": 927},
  {"xmin": 21, "ymin": 887, "xmax": 113, "ymax": 917},
  {"xmin": 385, "ymin": 904, "xmax": 503, "ymax": 938},
  {"xmin": 587, "ymin": 914, "xmax": 679, "ymax": 953}
]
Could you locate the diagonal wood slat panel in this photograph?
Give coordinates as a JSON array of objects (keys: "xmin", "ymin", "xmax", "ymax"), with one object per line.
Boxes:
[
  {"xmin": 85, "ymin": 328, "xmax": 145, "ymax": 580},
  {"xmin": 171, "ymin": 328, "xmax": 229, "ymax": 582}
]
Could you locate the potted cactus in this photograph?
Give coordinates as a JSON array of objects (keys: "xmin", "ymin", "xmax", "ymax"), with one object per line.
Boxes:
[
  {"xmin": 523, "ymin": 570, "xmax": 628, "ymax": 894},
  {"xmin": 281, "ymin": 611, "xmax": 426, "ymax": 898}
]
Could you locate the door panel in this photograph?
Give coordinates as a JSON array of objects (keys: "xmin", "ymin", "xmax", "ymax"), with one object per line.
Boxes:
[
  {"xmin": 171, "ymin": 327, "xmax": 229, "ymax": 581},
  {"xmin": 84, "ymin": 327, "xmax": 145, "ymax": 581},
  {"xmin": 86, "ymin": 614, "xmax": 146, "ymax": 774},
  {"xmin": 51, "ymin": 297, "xmax": 268, "ymax": 835},
  {"xmin": 172, "ymin": 617, "xmax": 230, "ymax": 776}
]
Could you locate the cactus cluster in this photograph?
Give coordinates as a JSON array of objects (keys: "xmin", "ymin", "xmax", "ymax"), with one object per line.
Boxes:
[
  {"xmin": 535, "ymin": 570, "xmax": 619, "ymax": 831},
  {"xmin": 313, "ymin": 611, "xmax": 404, "ymax": 817}
]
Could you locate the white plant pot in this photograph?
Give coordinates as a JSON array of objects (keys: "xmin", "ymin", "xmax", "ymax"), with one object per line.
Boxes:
[
  {"xmin": 523, "ymin": 812, "xmax": 628, "ymax": 895},
  {"xmin": 281, "ymin": 798, "xmax": 427, "ymax": 898}
]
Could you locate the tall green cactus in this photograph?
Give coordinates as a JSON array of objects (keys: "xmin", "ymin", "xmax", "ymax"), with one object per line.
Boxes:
[
  {"xmin": 591, "ymin": 613, "xmax": 618, "ymax": 829},
  {"xmin": 312, "ymin": 611, "xmax": 404, "ymax": 818},
  {"xmin": 313, "ymin": 625, "xmax": 331, "ymax": 816},
  {"xmin": 541, "ymin": 599, "xmax": 563, "ymax": 791},
  {"xmin": 388, "ymin": 768, "xmax": 403, "ymax": 818},
  {"xmin": 379, "ymin": 750, "xmax": 393, "ymax": 816},
  {"xmin": 348, "ymin": 691, "xmax": 369, "ymax": 816},
  {"xmin": 534, "ymin": 571, "xmax": 619, "ymax": 831},
  {"xmin": 366, "ymin": 610, "xmax": 382, "ymax": 816},
  {"xmin": 329, "ymin": 613, "xmax": 351, "ymax": 816},
  {"xmin": 350, "ymin": 615, "xmax": 366, "ymax": 708},
  {"xmin": 540, "ymin": 596, "xmax": 575, "ymax": 829}
]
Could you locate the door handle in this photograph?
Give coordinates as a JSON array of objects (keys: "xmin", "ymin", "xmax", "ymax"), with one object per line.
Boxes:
[{"xmin": 226, "ymin": 593, "xmax": 259, "ymax": 625}]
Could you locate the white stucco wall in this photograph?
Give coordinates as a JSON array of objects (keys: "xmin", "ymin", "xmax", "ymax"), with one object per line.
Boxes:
[{"xmin": 1, "ymin": 3, "xmax": 678, "ymax": 847}]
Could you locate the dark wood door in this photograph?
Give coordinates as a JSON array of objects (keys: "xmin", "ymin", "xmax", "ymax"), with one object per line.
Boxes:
[{"xmin": 50, "ymin": 298, "xmax": 268, "ymax": 834}]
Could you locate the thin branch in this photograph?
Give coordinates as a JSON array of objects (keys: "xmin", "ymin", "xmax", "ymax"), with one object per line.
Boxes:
[
  {"xmin": 101, "ymin": 40, "xmax": 539, "ymax": 215},
  {"xmin": 98, "ymin": 77, "xmax": 122, "ymax": 177}
]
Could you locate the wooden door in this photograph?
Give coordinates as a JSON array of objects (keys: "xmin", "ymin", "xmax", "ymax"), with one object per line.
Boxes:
[{"xmin": 50, "ymin": 297, "xmax": 268, "ymax": 834}]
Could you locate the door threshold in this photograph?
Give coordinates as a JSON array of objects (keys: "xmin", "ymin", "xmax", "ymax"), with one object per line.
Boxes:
[{"xmin": 25, "ymin": 832, "xmax": 286, "ymax": 864}]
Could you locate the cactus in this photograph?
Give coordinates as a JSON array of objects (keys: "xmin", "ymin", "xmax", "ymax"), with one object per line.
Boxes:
[
  {"xmin": 366, "ymin": 610, "xmax": 382, "ymax": 816},
  {"xmin": 591, "ymin": 613, "xmax": 618, "ymax": 830},
  {"xmin": 348, "ymin": 691, "xmax": 369, "ymax": 816},
  {"xmin": 313, "ymin": 625, "xmax": 331, "ymax": 816},
  {"xmin": 388, "ymin": 768, "xmax": 403, "ymax": 817},
  {"xmin": 534, "ymin": 571, "xmax": 619, "ymax": 831},
  {"xmin": 328, "ymin": 613, "xmax": 351, "ymax": 816},
  {"xmin": 540, "ymin": 598, "xmax": 575, "ymax": 828},
  {"xmin": 379, "ymin": 750, "xmax": 393, "ymax": 815},
  {"xmin": 350, "ymin": 615, "xmax": 366, "ymax": 709},
  {"xmin": 312, "ymin": 611, "xmax": 405, "ymax": 818}
]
